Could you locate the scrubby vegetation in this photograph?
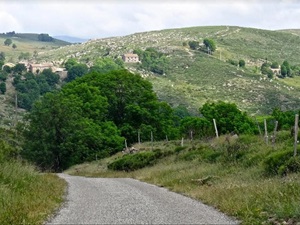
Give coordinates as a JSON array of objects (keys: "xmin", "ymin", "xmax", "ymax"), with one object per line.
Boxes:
[
  {"xmin": 0, "ymin": 128, "xmax": 66, "ymax": 225},
  {"xmin": 67, "ymin": 132, "xmax": 300, "ymax": 224}
]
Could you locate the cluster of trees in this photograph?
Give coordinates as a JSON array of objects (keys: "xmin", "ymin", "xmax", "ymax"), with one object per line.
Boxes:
[
  {"xmin": 261, "ymin": 60, "xmax": 300, "ymax": 79},
  {"xmin": 3, "ymin": 38, "xmax": 17, "ymax": 49},
  {"xmin": 133, "ymin": 48, "xmax": 168, "ymax": 75},
  {"xmin": 37, "ymin": 33, "xmax": 54, "ymax": 42},
  {"xmin": 22, "ymin": 70, "xmax": 175, "ymax": 171},
  {"xmin": 12, "ymin": 67, "xmax": 59, "ymax": 110},
  {"xmin": 64, "ymin": 57, "xmax": 124, "ymax": 82},
  {"xmin": 227, "ymin": 59, "xmax": 246, "ymax": 67},
  {"xmin": 187, "ymin": 38, "xmax": 216, "ymax": 54},
  {"xmin": 22, "ymin": 66, "xmax": 259, "ymax": 171}
]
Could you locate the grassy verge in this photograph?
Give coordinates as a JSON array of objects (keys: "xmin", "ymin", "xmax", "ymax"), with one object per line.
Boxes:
[
  {"xmin": 66, "ymin": 133, "xmax": 300, "ymax": 224},
  {"xmin": 0, "ymin": 160, "xmax": 66, "ymax": 225}
]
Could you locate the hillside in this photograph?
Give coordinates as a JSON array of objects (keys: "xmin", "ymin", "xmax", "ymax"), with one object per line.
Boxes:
[
  {"xmin": 0, "ymin": 33, "xmax": 70, "ymax": 63},
  {"xmin": 33, "ymin": 26, "xmax": 300, "ymax": 115}
]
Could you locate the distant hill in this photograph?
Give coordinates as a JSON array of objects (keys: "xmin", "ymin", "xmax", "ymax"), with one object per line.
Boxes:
[
  {"xmin": 278, "ymin": 29, "xmax": 300, "ymax": 36},
  {"xmin": 35, "ymin": 26, "xmax": 300, "ymax": 115},
  {"xmin": 54, "ymin": 35, "xmax": 88, "ymax": 43},
  {"xmin": 0, "ymin": 32, "xmax": 70, "ymax": 63}
]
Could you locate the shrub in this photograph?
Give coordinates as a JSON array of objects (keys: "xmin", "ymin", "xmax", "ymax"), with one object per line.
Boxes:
[
  {"xmin": 108, "ymin": 150, "xmax": 163, "ymax": 171},
  {"xmin": 278, "ymin": 156, "xmax": 300, "ymax": 175},
  {"xmin": 174, "ymin": 146, "xmax": 187, "ymax": 153},
  {"xmin": 264, "ymin": 150, "xmax": 293, "ymax": 175}
]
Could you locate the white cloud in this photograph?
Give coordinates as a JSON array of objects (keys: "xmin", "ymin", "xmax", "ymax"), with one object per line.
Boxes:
[{"xmin": 0, "ymin": 0, "xmax": 300, "ymax": 38}]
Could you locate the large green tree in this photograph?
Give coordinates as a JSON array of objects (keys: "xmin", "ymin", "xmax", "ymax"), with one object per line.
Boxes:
[
  {"xmin": 66, "ymin": 70, "xmax": 176, "ymax": 142},
  {"xmin": 22, "ymin": 91, "xmax": 123, "ymax": 171},
  {"xmin": 200, "ymin": 101, "xmax": 256, "ymax": 134},
  {"xmin": 22, "ymin": 69, "xmax": 176, "ymax": 171}
]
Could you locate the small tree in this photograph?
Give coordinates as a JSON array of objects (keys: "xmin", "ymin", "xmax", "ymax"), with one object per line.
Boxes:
[
  {"xmin": 0, "ymin": 82, "xmax": 6, "ymax": 94},
  {"xmin": 12, "ymin": 43, "xmax": 17, "ymax": 49},
  {"xmin": 188, "ymin": 41, "xmax": 199, "ymax": 50},
  {"xmin": 271, "ymin": 62, "xmax": 279, "ymax": 69},
  {"xmin": 238, "ymin": 59, "xmax": 246, "ymax": 68},
  {"xmin": 203, "ymin": 38, "xmax": 216, "ymax": 53},
  {"xmin": 4, "ymin": 39, "xmax": 12, "ymax": 46}
]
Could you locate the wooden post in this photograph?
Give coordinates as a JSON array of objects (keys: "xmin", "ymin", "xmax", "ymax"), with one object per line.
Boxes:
[
  {"xmin": 166, "ymin": 135, "xmax": 168, "ymax": 143},
  {"xmin": 264, "ymin": 119, "xmax": 268, "ymax": 145},
  {"xmin": 138, "ymin": 130, "xmax": 141, "ymax": 145},
  {"xmin": 190, "ymin": 130, "xmax": 193, "ymax": 141},
  {"xmin": 151, "ymin": 131, "xmax": 153, "ymax": 151},
  {"xmin": 14, "ymin": 93, "xmax": 18, "ymax": 136},
  {"xmin": 213, "ymin": 119, "xmax": 219, "ymax": 138},
  {"xmin": 125, "ymin": 139, "xmax": 128, "ymax": 149},
  {"xmin": 294, "ymin": 114, "xmax": 299, "ymax": 157},
  {"xmin": 181, "ymin": 137, "xmax": 184, "ymax": 147},
  {"xmin": 272, "ymin": 121, "xmax": 278, "ymax": 147},
  {"xmin": 255, "ymin": 117, "xmax": 262, "ymax": 137}
]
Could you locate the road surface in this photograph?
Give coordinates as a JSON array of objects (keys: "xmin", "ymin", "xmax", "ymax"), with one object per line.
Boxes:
[{"xmin": 47, "ymin": 173, "xmax": 239, "ymax": 224}]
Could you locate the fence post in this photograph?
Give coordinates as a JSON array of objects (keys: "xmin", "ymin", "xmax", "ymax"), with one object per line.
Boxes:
[
  {"xmin": 294, "ymin": 114, "xmax": 299, "ymax": 157},
  {"xmin": 181, "ymin": 137, "xmax": 184, "ymax": 147},
  {"xmin": 151, "ymin": 131, "xmax": 153, "ymax": 151},
  {"xmin": 125, "ymin": 139, "xmax": 128, "ymax": 149},
  {"xmin": 138, "ymin": 129, "xmax": 141, "ymax": 145},
  {"xmin": 272, "ymin": 121, "xmax": 278, "ymax": 147},
  {"xmin": 213, "ymin": 119, "xmax": 219, "ymax": 138},
  {"xmin": 264, "ymin": 119, "xmax": 268, "ymax": 145},
  {"xmin": 255, "ymin": 117, "xmax": 262, "ymax": 137}
]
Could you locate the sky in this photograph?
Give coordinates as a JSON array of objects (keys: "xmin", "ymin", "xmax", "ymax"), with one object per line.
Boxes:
[{"xmin": 0, "ymin": 0, "xmax": 300, "ymax": 39}]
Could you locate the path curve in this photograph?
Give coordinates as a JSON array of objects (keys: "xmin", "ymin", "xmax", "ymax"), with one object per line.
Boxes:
[{"xmin": 47, "ymin": 173, "xmax": 239, "ymax": 224}]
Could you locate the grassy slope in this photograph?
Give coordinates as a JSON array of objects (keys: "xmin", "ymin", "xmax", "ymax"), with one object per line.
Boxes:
[
  {"xmin": 0, "ymin": 33, "xmax": 70, "ymax": 127},
  {"xmin": 0, "ymin": 33, "xmax": 70, "ymax": 63},
  {"xmin": 0, "ymin": 161, "xmax": 66, "ymax": 225},
  {"xmin": 37, "ymin": 26, "xmax": 300, "ymax": 115},
  {"xmin": 66, "ymin": 133, "xmax": 300, "ymax": 224}
]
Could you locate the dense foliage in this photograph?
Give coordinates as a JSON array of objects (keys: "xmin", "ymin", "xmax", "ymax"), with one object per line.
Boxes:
[
  {"xmin": 133, "ymin": 48, "xmax": 168, "ymax": 75},
  {"xmin": 107, "ymin": 150, "xmax": 164, "ymax": 171},
  {"xmin": 13, "ymin": 69, "xmax": 60, "ymax": 110},
  {"xmin": 199, "ymin": 101, "xmax": 256, "ymax": 134},
  {"xmin": 22, "ymin": 70, "xmax": 176, "ymax": 171},
  {"xmin": 203, "ymin": 38, "xmax": 216, "ymax": 52},
  {"xmin": 38, "ymin": 33, "xmax": 54, "ymax": 42}
]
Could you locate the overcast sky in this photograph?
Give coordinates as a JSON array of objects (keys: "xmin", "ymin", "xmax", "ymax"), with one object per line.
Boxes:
[{"xmin": 0, "ymin": 0, "xmax": 300, "ymax": 39}]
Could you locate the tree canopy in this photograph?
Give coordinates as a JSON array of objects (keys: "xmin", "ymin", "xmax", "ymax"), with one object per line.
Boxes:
[
  {"xmin": 4, "ymin": 38, "xmax": 12, "ymax": 46},
  {"xmin": 199, "ymin": 101, "xmax": 256, "ymax": 134},
  {"xmin": 203, "ymin": 38, "xmax": 216, "ymax": 53},
  {"xmin": 22, "ymin": 69, "xmax": 176, "ymax": 171}
]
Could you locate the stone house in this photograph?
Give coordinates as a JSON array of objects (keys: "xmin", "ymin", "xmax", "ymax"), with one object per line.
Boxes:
[
  {"xmin": 29, "ymin": 63, "xmax": 54, "ymax": 74},
  {"xmin": 122, "ymin": 53, "xmax": 139, "ymax": 63},
  {"xmin": 270, "ymin": 66, "xmax": 281, "ymax": 76}
]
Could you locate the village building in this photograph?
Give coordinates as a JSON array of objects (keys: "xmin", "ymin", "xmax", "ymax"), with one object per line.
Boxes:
[
  {"xmin": 1, "ymin": 62, "xmax": 15, "ymax": 70},
  {"xmin": 122, "ymin": 53, "xmax": 139, "ymax": 63},
  {"xmin": 270, "ymin": 66, "xmax": 281, "ymax": 76},
  {"xmin": 29, "ymin": 63, "xmax": 54, "ymax": 74}
]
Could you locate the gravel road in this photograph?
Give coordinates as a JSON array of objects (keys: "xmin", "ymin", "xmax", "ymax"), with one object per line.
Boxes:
[{"xmin": 47, "ymin": 173, "xmax": 239, "ymax": 224}]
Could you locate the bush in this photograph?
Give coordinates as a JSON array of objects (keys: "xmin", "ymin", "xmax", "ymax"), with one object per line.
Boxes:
[
  {"xmin": 278, "ymin": 156, "xmax": 300, "ymax": 175},
  {"xmin": 108, "ymin": 150, "xmax": 163, "ymax": 171},
  {"xmin": 0, "ymin": 140, "xmax": 19, "ymax": 162},
  {"xmin": 264, "ymin": 150, "xmax": 293, "ymax": 175}
]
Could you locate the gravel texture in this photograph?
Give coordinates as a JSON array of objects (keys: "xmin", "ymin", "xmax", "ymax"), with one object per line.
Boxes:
[{"xmin": 47, "ymin": 173, "xmax": 239, "ymax": 224}]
